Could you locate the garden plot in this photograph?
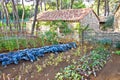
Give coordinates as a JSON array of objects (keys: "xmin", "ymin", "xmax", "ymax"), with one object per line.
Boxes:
[{"xmin": 0, "ymin": 42, "xmax": 77, "ymax": 67}]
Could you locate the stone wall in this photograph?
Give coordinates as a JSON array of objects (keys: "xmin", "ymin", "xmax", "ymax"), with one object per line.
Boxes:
[
  {"xmin": 114, "ymin": 5, "xmax": 120, "ymax": 32},
  {"xmin": 84, "ymin": 31, "xmax": 120, "ymax": 43},
  {"xmin": 80, "ymin": 11, "xmax": 100, "ymax": 32}
]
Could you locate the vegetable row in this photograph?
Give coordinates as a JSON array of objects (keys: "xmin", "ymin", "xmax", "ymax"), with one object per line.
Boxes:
[{"xmin": 0, "ymin": 42, "xmax": 77, "ymax": 67}]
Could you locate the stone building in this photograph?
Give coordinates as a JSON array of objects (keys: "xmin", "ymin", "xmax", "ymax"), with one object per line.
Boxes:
[
  {"xmin": 27, "ymin": 8, "xmax": 100, "ymax": 40},
  {"xmin": 114, "ymin": 4, "xmax": 120, "ymax": 32}
]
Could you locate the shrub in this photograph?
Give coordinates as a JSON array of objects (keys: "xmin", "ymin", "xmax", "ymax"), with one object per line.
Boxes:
[
  {"xmin": 98, "ymin": 38, "xmax": 112, "ymax": 46},
  {"xmin": 115, "ymin": 41, "xmax": 120, "ymax": 49},
  {"xmin": 55, "ymin": 65, "xmax": 81, "ymax": 80},
  {"xmin": 115, "ymin": 51, "xmax": 120, "ymax": 55},
  {"xmin": 102, "ymin": 15, "xmax": 114, "ymax": 30}
]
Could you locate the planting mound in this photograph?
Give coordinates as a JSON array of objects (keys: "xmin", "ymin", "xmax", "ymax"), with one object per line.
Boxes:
[{"xmin": 0, "ymin": 42, "xmax": 77, "ymax": 67}]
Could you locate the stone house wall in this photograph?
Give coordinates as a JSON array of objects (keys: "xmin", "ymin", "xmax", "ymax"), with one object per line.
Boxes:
[
  {"xmin": 84, "ymin": 31, "xmax": 120, "ymax": 44},
  {"xmin": 114, "ymin": 6, "xmax": 120, "ymax": 32},
  {"xmin": 26, "ymin": 11, "xmax": 100, "ymax": 41},
  {"xmin": 80, "ymin": 11, "xmax": 100, "ymax": 32}
]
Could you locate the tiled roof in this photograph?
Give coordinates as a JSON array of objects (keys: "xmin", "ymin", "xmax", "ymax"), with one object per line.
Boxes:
[{"xmin": 30, "ymin": 8, "xmax": 96, "ymax": 22}]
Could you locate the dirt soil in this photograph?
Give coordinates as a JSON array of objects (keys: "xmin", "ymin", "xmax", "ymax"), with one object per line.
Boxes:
[
  {"xmin": 0, "ymin": 49, "xmax": 80, "ymax": 80},
  {"xmin": 91, "ymin": 54, "xmax": 120, "ymax": 80},
  {"xmin": 0, "ymin": 49, "xmax": 120, "ymax": 80}
]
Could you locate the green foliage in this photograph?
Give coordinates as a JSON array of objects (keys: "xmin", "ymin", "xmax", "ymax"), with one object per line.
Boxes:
[
  {"xmin": 78, "ymin": 46, "xmax": 110, "ymax": 76},
  {"xmin": 36, "ymin": 65, "xmax": 42, "ymax": 72},
  {"xmin": 98, "ymin": 38, "xmax": 112, "ymax": 46},
  {"xmin": 103, "ymin": 15, "xmax": 114, "ymax": 30},
  {"xmin": 73, "ymin": 48, "xmax": 81, "ymax": 56},
  {"xmin": 115, "ymin": 51, "xmax": 120, "ymax": 55},
  {"xmin": 58, "ymin": 21, "xmax": 72, "ymax": 35},
  {"xmin": 0, "ymin": 38, "xmax": 38, "ymax": 52},
  {"xmin": 38, "ymin": 20, "xmax": 73, "ymax": 45},
  {"xmin": 43, "ymin": 53, "xmax": 64, "ymax": 67},
  {"xmin": 5, "ymin": 39, "xmax": 18, "ymax": 51},
  {"xmin": 8, "ymin": 4, "xmax": 31, "ymax": 19},
  {"xmin": 115, "ymin": 41, "xmax": 120, "ymax": 49},
  {"xmin": 0, "ymin": 39, "xmax": 18, "ymax": 51},
  {"xmin": 47, "ymin": 2, "xmax": 56, "ymax": 10},
  {"xmin": 39, "ymin": 33, "xmax": 45, "ymax": 46},
  {"xmin": 49, "ymin": 20, "xmax": 72, "ymax": 35},
  {"xmin": 62, "ymin": 0, "xmax": 71, "ymax": 9},
  {"xmin": 0, "ymin": 22, "xmax": 6, "ymax": 27},
  {"xmin": 74, "ymin": 23, "xmax": 89, "ymax": 36},
  {"xmin": 18, "ymin": 5, "xmax": 31, "ymax": 19},
  {"xmin": 44, "ymin": 31, "xmax": 58, "ymax": 45},
  {"xmin": 56, "ymin": 45, "xmax": 111, "ymax": 79},
  {"xmin": 73, "ymin": 0, "xmax": 86, "ymax": 9},
  {"xmin": 19, "ymin": 39, "xmax": 27, "ymax": 48},
  {"xmin": 38, "ymin": 31, "xmax": 58, "ymax": 45},
  {"xmin": 55, "ymin": 65, "xmax": 81, "ymax": 80}
]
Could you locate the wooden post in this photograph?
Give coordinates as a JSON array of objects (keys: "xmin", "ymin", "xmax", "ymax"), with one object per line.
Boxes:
[
  {"xmin": 79, "ymin": 22, "xmax": 84, "ymax": 54},
  {"xmin": 81, "ymin": 30, "xmax": 84, "ymax": 54}
]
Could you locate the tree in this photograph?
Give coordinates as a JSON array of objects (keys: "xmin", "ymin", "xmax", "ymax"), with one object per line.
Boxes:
[
  {"xmin": 40, "ymin": 0, "xmax": 43, "ymax": 11},
  {"xmin": 60, "ymin": 0, "xmax": 62, "ymax": 9},
  {"xmin": 43, "ymin": 0, "xmax": 47, "ymax": 11},
  {"xmin": 31, "ymin": 0, "xmax": 40, "ymax": 35},
  {"xmin": 56, "ymin": 0, "xmax": 59, "ymax": 10},
  {"xmin": 106, "ymin": 0, "xmax": 109, "ymax": 16},
  {"xmin": 11, "ymin": 0, "xmax": 21, "ymax": 31},
  {"xmin": 21, "ymin": 0, "xmax": 25, "ymax": 30},
  {"xmin": 70, "ymin": 0, "xmax": 74, "ymax": 9},
  {"xmin": 104, "ymin": 0, "xmax": 110, "ymax": 16},
  {"xmin": 97, "ymin": 0, "xmax": 100, "ymax": 16},
  {"xmin": 1, "ymin": 0, "xmax": 11, "ymax": 30}
]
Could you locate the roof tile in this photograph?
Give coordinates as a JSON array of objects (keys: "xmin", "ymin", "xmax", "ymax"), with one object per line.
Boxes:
[{"xmin": 30, "ymin": 8, "xmax": 95, "ymax": 22}]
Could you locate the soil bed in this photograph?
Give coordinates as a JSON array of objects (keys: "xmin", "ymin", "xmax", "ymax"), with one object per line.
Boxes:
[
  {"xmin": 0, "ymin": 48, "xmax": 120, "ymax": 80},
  {"xmin": 91, "ymin": 54, "xmax": 120, "ymax": 80},
  {"xmin": 0, "ymin": 49, "xmax": 80, "ymax": 80}
]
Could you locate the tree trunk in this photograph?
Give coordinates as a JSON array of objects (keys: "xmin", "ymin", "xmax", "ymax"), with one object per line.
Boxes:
[
  {"xmin": 31, "ymin": 0, "xmax": 40, "ymax": 35},
  {"xmin": 44, "ymin": 0, "xmax": 46, "ymax": 11},
  {"xmin": 2, "ymin": 0, "xmax": 11, "ymax": 30},
  {"xmin": 1, "ymin": 1, "xmax": 5, "ymax": 31},
  {"xmin": 97, "ymin": 0, "xmax": 100, "ymax": 16},
  {"xmin": 107, "ymin": 0, "xmax": 109, "ymax": 16},
  {"xmin": 60, "ymin": 0, "xmax": 62, "ymax": 9},
  {"xmin": 11, "ymin": 0, "xmax": 21, "ymax": 32},
  {"xmin": 56, "ymin": 0, "xmax": 59, "ymax": 10},
  {"xmin": 21, "ymin": 0, "xmax": 25, "ymax": 30},
  {"xmin": 40, "ymin": 0, "xmax": 43, "ymax": 12},
  {"xmin": 70, "ymin": 0, "xmax": 74, "ymax": 9},
  {"xmin": 104, "ymin": 0, "xmax": 107, "ymax": 16},
  {"xmin": 5, "ymin": 3, "xmax": 12, "ymax": 31}
]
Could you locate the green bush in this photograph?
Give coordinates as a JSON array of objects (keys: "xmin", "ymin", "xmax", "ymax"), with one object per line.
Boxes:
[
  {"xmin": 0, "ymin": 38, "xmax": 37, "ymax": 52},
  {"xmin": 0, "ymin": 39, "xmax": 18, "ymax": 51},
  {"xmin": 103, "ymin": 15, "xmax": 114, "ymax": 30},
  {"xmin": 44, "ymin": 31, "xmax": 58, "ymax": 45},
  {"xmin": 98, "ymin": 38, "xmax": 112, "ymax": 47},
  {"xmin": 115, "ymin": 41, "xmax": 120, "ymax": 49},
  {"xmin": 73, "ymin": 0, "xmax": 86, "ymax": 9},
  {"xmin": 18, "ymin": 39, "xmax": 28, "ymax": 48},
  {"xmin": 115, "ymin": 51, "xmax": 120, "ymax": 55},
  {"xmin": 55, "ymin": 65, "xmax": 81, "ymax": 80},
  {"xmin": 55, "ymin": 45, "xmax": 111, "ymax": 79}
]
